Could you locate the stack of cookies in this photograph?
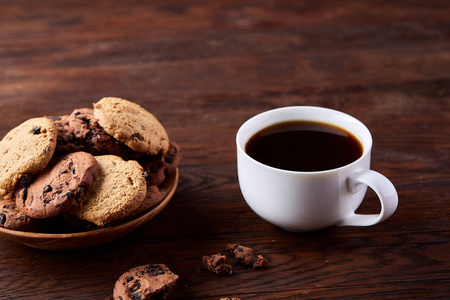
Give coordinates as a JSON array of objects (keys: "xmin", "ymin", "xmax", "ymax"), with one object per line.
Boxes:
[{"xmin": 0, "ymin": 97, "xmax": 181, "ymax": 233}]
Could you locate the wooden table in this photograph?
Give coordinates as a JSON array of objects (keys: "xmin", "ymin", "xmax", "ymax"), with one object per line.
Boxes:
[{"xmin": 0, "ymin": 1, "xmax": 449, "ymax": 299}]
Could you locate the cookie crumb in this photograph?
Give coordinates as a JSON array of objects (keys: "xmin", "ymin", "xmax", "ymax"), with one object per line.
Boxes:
[
  {"xmin": 226, "ymin": 244, "xmax": 254, "ymax": 266},
  {"xmin": 202, "ymin": 253, "xmax": 232, "ymax": 276},
  {"xmin": 253, "ymin": 255, "xmax": 268, "ymax": 269}
]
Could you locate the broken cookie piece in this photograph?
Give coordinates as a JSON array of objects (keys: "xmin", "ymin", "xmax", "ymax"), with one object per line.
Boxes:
[
  {"xmin": 113, "ymin": 264, "xmax": 178, "ymax": 300},
  {"xmin": 253, "ymin": 255, "xmax": 268, "ymax": 269},
  {"xmin": 226, "ymin": 244, "xmax": 254, "ymax": 266},
  {"xmin": 202, "ymin": 253, "xmax": 233, "ymax": 276},
  {"xmin": 226, "ymin": 244, "xmax": 268, "ymax": 269}
]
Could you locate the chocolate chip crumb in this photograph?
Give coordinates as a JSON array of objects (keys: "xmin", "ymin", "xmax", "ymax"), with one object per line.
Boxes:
[
  {"xmin": 225, "ymin": 243, "xmax": 268, "ymax": 269},
  {"xmin": 227, "ymin": 244, "xmax": 254, "ymax": 266},
  {"xmin": 202, "ymin": 253, "xmax": 233, "ymax": 276},
  {"xmin": 253, "ymin": 255, "xmax": 268, "ymax": 269}
]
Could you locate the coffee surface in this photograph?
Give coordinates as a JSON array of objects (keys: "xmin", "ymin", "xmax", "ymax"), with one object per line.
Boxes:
[{"xmin": 245, "ymin": 120, "xmax": 363, "ymax": 172}]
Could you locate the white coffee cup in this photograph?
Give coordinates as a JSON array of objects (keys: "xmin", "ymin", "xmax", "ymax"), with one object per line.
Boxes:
[{"xmin": 236, "ymin": 106, "xmax": 398, "ymax": 232}]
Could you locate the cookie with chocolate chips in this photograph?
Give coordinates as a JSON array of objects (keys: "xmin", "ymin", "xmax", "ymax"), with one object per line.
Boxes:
[
  {"xmin": 128, "ymin": 185, "xmax": 168, "ymax": 218},
  {"xmin": 93, "ymin": 97, "xmax": 169, "ymax": 155},
  {"xmin": 15, "ymin": 151, "xmax": 98, "ymax": 219},
  {"xmin": 0, "ymin": 117, "xmax": 57, "ymax": 198},
  {"xmin": 0, "ymin": 199, "xmax": 41, "ymax": 232},
  {"xmin": 71, "ymin": 155, "xmax": 146, "ymax": 227},
  {"xmin": 139, "ymin": 141, "xmax": 181, "ymax": 187},
  {"xmin": 50, "ymin": 108, "xmax": 140, "ymax": 159},
  {"xmin": 113, "ymin": 264, "xmax": 179, "ymax": 300}
]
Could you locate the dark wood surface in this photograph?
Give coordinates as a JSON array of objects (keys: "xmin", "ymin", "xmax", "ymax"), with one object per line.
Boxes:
[{"xmin": 1, "ymin": 1, "xmax": 449, "ymax": 299}]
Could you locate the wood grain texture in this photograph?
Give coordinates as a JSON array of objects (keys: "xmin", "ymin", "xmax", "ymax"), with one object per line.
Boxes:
[{"xmin": 0, "ymin": 0, "xmax": 449, "ymax": 299}]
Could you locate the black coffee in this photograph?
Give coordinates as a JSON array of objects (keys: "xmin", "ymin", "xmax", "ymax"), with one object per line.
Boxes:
[{"xmin": 245, "ymin": 120, "xmax": 363, "ymax": 172}]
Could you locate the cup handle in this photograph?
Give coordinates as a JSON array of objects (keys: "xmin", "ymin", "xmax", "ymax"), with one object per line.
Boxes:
[{"xmin": 337, "ymin": 170, "xmax": 398, "ymax": 227}]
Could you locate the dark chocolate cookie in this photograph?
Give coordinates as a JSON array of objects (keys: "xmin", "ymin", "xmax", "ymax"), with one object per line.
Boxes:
[
  {"xmin": 50, "ymin": 108, "xmax": 141, "ymax": 159},
  {"xmin": 128, "ymin": 185, "xmax": 168, "ymax": 218},
  {"xmin": 15, "ymin": 151, "xmax": 98, "ymax": 219},
  {"xmin": 113, "ymin": 264, "xmax": 179, "ymax": 300},
  {"xmin": 0, "ymin": 199, "xmax": 40, "ymax": 232},
  {"xmin": 139, "ymin": 141, "xmax": 181, "ymax": 186}
]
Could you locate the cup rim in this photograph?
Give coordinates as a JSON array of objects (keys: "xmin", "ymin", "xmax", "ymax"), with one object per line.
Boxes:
[{"xmin": 236, "ymin": 106, "xmax": 373, "ymax": 175}]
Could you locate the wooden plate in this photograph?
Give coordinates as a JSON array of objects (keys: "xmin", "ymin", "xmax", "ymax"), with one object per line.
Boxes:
[{"xmin": 0, "ymin": 169, "xmax": 178, "ymax": 251}]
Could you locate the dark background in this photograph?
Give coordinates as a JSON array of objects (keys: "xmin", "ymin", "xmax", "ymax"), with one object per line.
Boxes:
[{"xmin": 0, "ymin": 1, "xmax": 449, "ymax": 299}]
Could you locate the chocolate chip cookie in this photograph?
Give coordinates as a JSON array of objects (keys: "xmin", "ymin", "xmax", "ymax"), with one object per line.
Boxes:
[
  {"xmin": 0, "ymin": 117, "xmax": 57, "ymax": 198},
  {"xmin": 139, "ymin": 141, "xmax": 181, "ymax": 187},
  {"xmin": 94, "ymin": 97, "xmax": 169, "ymax": 155},
  {"xmin": 15, "ymin": 151, "xmax": 98, "ymax": 219},
  {"xmin": 0, "ymin": 199, "xmax": 41, "ymax": 232},
  {"xmin": 50, "ymin": 108, "xmax": 139, "ymax": 158},
  {"xmin": 129, "ymin": 185, "xmax": 168, "ymax": 218},
  {"xmin": 71, "ymin": 155, "xmax": 146, "ymax": 226},
  {"xmin": 113, "ymin": 264, "xmax": 179, "ymax": 300}
]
